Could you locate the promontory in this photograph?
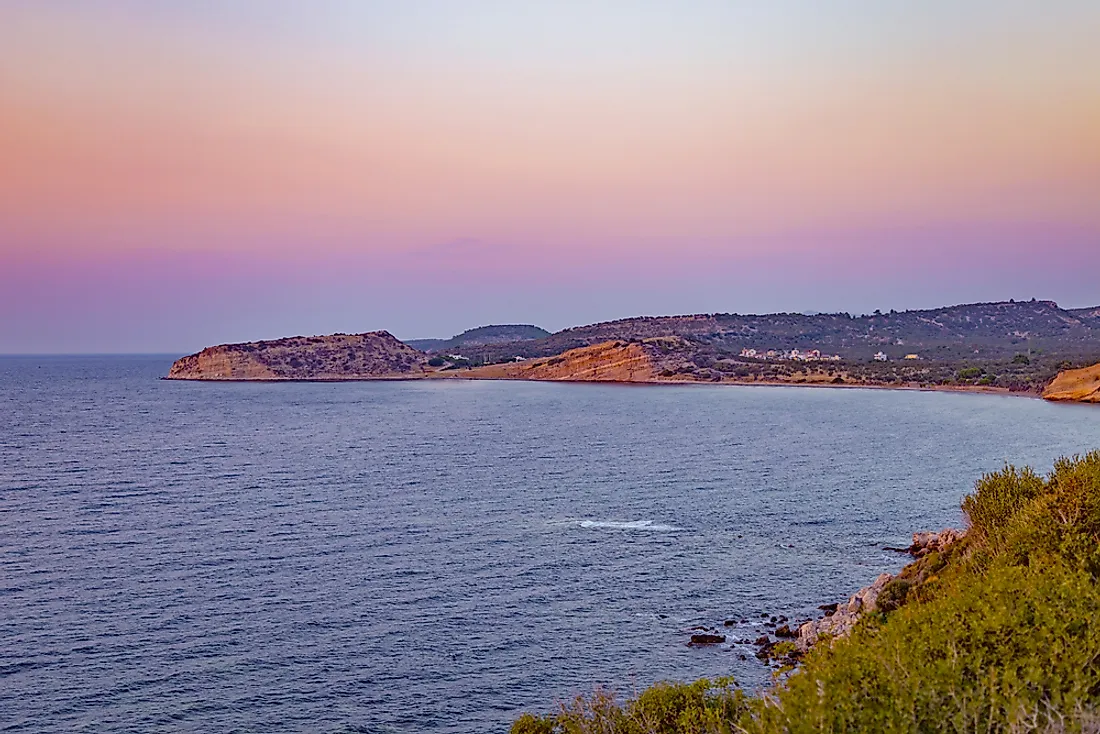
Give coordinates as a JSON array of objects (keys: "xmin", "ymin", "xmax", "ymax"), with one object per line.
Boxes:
[{"xmin": 166, "ymin": 331, "xmax": 428, "ymax": 380}]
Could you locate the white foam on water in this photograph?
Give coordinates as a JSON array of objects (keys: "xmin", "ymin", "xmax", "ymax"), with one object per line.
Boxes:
[{"xmin": 577, "ymin": 519, "xmax": 681, "ymax": 532}]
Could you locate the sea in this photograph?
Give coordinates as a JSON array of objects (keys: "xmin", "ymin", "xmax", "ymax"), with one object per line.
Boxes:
[{"xmin": 3, "ymin": 355, "xmax": 1099, "ymax": 733}]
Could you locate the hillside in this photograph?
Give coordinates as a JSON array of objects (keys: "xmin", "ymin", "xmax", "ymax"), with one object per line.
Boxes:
[
  {"xmin": 166, "ymin": 331, "xmax": 428, "ymax": 380},
  {"xmin": 404, "ymin": 324, "xmax": 550, "ymax": 353},
  {"xmin": 1067, "ymin": 305, "xmax": 1100, "ymax": 323},
  {"xmin": 463, "ymin": 300, "xmax": 1100, "ymax": 364},
  {"xmin": 1043, "ymin": 362, "xmax": 1100, "ymax": 403}
]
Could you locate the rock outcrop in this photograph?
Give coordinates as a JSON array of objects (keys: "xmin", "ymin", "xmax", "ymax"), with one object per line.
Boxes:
[
  {"xmin": 1043, "ymin": 363, "xmax": 1100, "ymax": 403},
  {"xmin": 796, "ymin": 528, "xmax": 965, "ymax": 653},
  {"xmin": 166, "ymin": 331, "xmax": 429, "ymax": 380},
  {"xmin": 796, "ymin": 572, "xmax": 893, "ymax": 652},
  {"xmin": 907, "ymin": 528, "xmax": 965, "ymax": 557},
  {"xmin": 455, "ymin": 338, "xmax": 685, "ymax": 383},
  {"xmin": 689, "ymin": 633, "xmax": 726, "ymax": 646}
]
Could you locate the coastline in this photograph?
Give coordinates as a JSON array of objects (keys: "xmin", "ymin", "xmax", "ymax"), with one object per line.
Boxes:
[
  {"xmin": 427, "ymin": 371, "xmax": 1032, "ymax": 397},
  {"xmin": 163, "ymin": 370, "xmax": 1036, "ymax": 398}
]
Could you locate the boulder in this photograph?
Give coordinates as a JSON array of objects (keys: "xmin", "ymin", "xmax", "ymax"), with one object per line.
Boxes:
[
  {"xmin": 690, "ymin": 634, "xmax": 726, "ymax": 645},
  {"xmin": 907, "ymin": 529, "xmax": 964, "ymax": 557}
]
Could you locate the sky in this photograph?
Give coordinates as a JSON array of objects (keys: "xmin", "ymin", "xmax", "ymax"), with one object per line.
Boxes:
[{"xmin": 1, "ymin": 1, "xmax": 1098, "ymax": 353}]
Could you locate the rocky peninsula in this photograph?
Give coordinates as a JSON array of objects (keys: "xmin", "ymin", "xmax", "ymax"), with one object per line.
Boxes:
[{"xmin": 166, "ymin": 331, "xmax": 427, "ymax": 380}]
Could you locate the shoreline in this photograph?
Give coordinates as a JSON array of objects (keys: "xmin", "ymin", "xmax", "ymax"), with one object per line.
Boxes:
[
  {"xmin": 428, "ymin": 371, "xmax": 1033, "ymax": 397},
  {"xmin": 162, "ymin": 371, "xmax": 1038, "ymax": 399}
]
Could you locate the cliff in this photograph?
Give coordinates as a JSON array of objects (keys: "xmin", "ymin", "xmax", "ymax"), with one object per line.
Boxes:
[
  {"xmin": 455, "ymin": 338, "xmax": 682, "ymax": 382},
  {"xmin": 166, "ymin": 331, "xmax": 429, "ymax": 380},
  {"xmin": 1042, "ymin": 362, "xmax": 1100, "ymax": 403}
]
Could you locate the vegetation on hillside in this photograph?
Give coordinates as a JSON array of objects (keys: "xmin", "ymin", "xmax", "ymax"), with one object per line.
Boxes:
[
  {"xmin": 513, "ymin": 451, "xmax": 1100, "ymax": 734},
  {"xmin": 457, "ymin": 301, "xmax": 1100, "ymax": 387},
  {"xmin": 404, "ymin": 324, "xmax": 551, "ymax": 353}
]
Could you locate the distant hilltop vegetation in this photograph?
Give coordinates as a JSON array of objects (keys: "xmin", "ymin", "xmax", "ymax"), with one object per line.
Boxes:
[
  {"xmin": 166, "ymin": 300, "xmax": 1100, "ymax": 401},
  {"xmin": 459, "ymin": 300, "xmax": 1100, "ymax": 364},
  {"xmin": 403, "ymin": 324, "xmax": 551, "ymax": 353}
]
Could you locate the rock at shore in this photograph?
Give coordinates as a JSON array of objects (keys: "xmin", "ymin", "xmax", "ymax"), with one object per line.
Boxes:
[
  {"xmin": 166, "ymin": 331, "xmax": 429, "ymax": 380},
  {"xmin": 907, "ymin": 528, "xmax": 965, "ymax": 557},
  {"xmin": 797, "ymin": 528, "xmax": 966, "ymax": 653},
  {"xmin": 1043, "ymin": 363, "xmax": 1100, "ymax": 403},
  {"xmin": 797, "ymin": 572, "xmax": 894, "ymax": 652}
]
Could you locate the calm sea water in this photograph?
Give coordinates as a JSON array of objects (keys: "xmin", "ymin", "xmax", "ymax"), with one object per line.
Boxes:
[{"xmin": 3, "ymin": 355, "xmax": 1099, "ymax": 733}]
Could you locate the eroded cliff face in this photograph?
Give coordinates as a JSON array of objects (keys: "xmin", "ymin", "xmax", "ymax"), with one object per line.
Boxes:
[
  {"xmin": 459, "ymin": 339, "xmax": 674, "ymax": 382},
  {"xmin": 167, "ymin": 331, "xmax": 429, "ymax": 380},
  {"xmin": 1043, "ymin": 363, "xmax": 1100, "ymax": 403}
]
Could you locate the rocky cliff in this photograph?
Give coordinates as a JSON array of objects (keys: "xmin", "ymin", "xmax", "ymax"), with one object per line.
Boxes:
[
  {"xmin": 166, "ymin": 331, "xmax": 429, "ymax": 380},
  {"xmin": 1042, "ymin": 363, "xmax": 1100, "ymax": 403},
  {"xmin": 456, "ymin": 338, "xmax": 681, "ymax": 382}
]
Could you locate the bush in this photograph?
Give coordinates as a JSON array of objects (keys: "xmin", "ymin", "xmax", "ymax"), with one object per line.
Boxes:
[
  {"xmin": 743, "ymin": 563, "xmax": 1100, "ymax": 733},
  {"xmin": 512, "ymin": 679, "xmax": 747, "ymax": 734},
  {"xmin": 961, "ymin": 464, "xmax": 1044, "ymax": 555},
  {"xmin": 995, "ymin": 452, "xmax": 1100, "ymax": 574}
]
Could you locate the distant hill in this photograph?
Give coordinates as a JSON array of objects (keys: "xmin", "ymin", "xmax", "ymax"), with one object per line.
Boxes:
[
  {"xmin": 167, "ymin": 331, "xmax": 427, "ymax": 380},
  {"xmin": 166, "ymin": 300, "xmax": 1100, "ymax": 392},
  {"xmin": 464, "ymin": 300, "xmax": 1100, "ymax": 364},
  {"xmin": 404, "ymin": 324, "xmax": 550, "ymax": 354}
]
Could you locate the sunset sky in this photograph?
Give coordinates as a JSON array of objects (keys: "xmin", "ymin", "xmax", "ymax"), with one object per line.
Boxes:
[{"xmin": 2, "ymin": 1, "xmax": 1098, "ymax": 353}]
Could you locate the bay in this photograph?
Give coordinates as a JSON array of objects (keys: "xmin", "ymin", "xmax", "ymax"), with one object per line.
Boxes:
[{"xmin": 2, "ymin": 356, "xmax": 1099, "ymax": 732}]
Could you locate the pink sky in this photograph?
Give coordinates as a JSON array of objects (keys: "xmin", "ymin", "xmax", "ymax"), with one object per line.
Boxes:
[{"xmin": 1, "ymin": 2, "xmax": 1098, "ymax": 352}]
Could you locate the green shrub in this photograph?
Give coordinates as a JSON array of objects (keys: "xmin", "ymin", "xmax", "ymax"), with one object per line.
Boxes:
[
  {"xmin": 510, "ymin": 679, "xmax": 747, "ymax": 734},
  {"xmin": 995, "ymin": 452, "xmax": 1100, "ymax": 574},
  {"xmin": 742, "ymin": 562, "xmax": 1100, "ymax": 733},
  {"xmin": 876, "ymin": 576, "xmax": 913, "ymax": 612},
  {"xmin": 961, "ymin": 464, "xmax": 1045, "ymax": 555}
]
